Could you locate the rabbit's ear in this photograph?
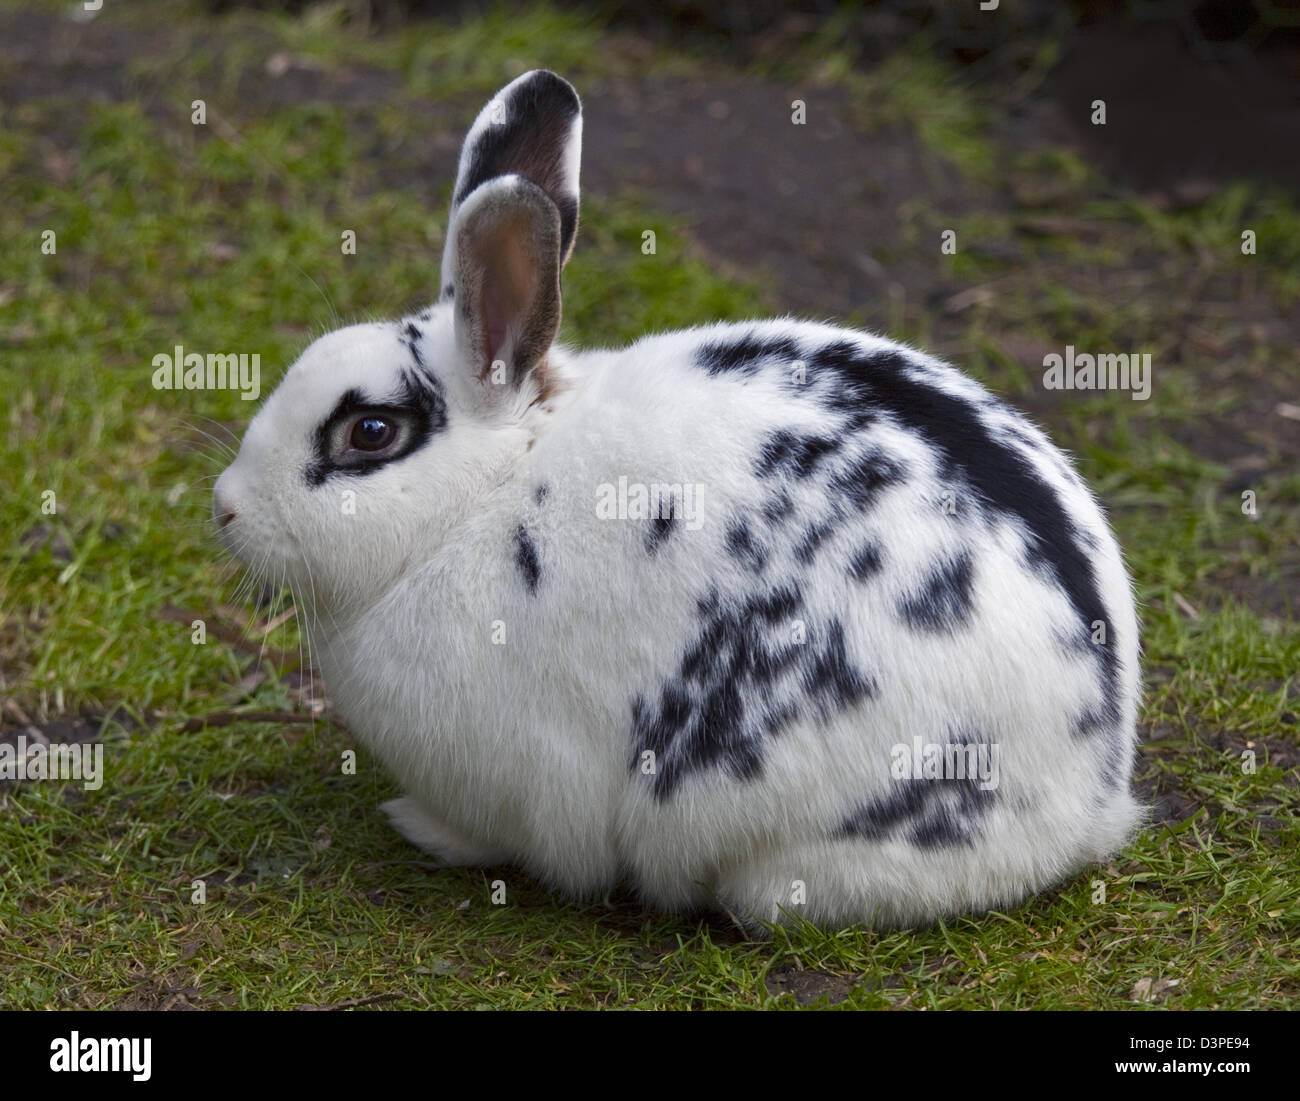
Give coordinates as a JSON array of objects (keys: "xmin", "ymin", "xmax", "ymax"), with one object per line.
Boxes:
[
  {"xmin": 439, "ymin": 70, "xmax": 582, "ymax": 297},
  {"xmin": 449, "ymin": 176, "xmax": 561, "ymax": 402}
]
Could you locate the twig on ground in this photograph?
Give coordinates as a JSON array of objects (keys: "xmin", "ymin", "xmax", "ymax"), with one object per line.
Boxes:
[
  {"xmin": 296, "ymin": 993, "xmax": 399, "ymax": 1011},
  {"xmin": 158, "ymin": 604, "xmax": 301, "ymax": 670}
]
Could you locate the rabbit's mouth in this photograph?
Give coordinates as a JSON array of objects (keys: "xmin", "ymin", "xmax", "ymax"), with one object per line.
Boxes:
[
  {"xmin": 212, "ymin": 512, "xmax": 299, "ymax": 581},
  {"xmin": 210, "ymin": 475, "xmax": 283, "ymax": 574}
]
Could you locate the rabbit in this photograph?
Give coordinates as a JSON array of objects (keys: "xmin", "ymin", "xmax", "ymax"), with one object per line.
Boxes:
[{"xmin": 212, "ymin": 69, "xmax": 1142, "ymax": 930}]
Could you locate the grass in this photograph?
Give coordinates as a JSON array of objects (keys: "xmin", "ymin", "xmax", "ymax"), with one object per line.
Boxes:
[{"xmin": 1, "ymin": 0, "xmax": 1297, "ymax": 1009}]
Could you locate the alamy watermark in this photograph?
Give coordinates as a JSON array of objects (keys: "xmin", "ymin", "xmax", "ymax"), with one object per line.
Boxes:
[
  {"xmin": 152, "ymin": 345, "xmax": 260, "ymax": 400},
  {"xmin": 890, "ymin": 735, "xmax": 1000, "ymax": 791},
  {"xmin": 1042, "ymin": 346, "xmax": 1151, "ymax": 401},
  {"xmin": 595, "ymin": 477, "xmax": 706, "ymax": 530},
  {"xmin": 0, "ymin": 737, "xmax": 103, "ymax": 790},
  {"xmin": 50, "ymin": 1032, "xmax": 150, "ymax": 1081}
]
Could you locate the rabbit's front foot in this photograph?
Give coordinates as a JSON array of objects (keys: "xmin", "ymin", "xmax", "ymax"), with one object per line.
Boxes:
[{"xmin": 381, "ymin": 797, "xmax": 504, "ymax": 867}]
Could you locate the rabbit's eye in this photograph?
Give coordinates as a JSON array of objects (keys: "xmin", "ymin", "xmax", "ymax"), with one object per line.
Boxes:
[
  {"xmin": 349, "ymin": 415, "xmax": 397, "ymax": 452},
  {"xmin": 307, "ymin": 377, "xmax": 445, "ymax": 486}
]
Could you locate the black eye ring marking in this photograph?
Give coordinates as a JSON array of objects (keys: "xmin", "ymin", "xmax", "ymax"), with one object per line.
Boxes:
[{"xmin": 304, "ymin": 371, "xmax": 448, "ymax": 487}]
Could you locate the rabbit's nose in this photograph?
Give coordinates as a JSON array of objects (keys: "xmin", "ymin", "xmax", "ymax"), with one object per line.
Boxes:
[{"xmin": 213, "ymin": 490, "xmax": 237, "ymax": 529}]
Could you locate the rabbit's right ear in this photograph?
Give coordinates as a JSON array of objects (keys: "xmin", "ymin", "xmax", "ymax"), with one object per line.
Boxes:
[
  {"xmin": 447, "ymin": 176, "xmax": 563, "ymax": 404},
  {"xmin": 439, "ymin": 70, "xmax": 582, "ymax": 298}
]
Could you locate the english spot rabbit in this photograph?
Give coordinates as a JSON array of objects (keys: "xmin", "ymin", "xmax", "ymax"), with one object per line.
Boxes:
[{"xmin": 213, "ymin": 71, "xmax": 1141, "ymax": 928}]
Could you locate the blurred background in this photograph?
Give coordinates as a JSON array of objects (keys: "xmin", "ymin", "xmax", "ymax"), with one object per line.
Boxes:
[{"xmin": 206, "ymin": 0, "xmax": 1300, "ymax": 191}]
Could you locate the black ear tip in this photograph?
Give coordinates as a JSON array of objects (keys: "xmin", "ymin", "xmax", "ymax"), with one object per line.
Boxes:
[{"xmin": 516, "ymin": 69, "xmax": 581, "ymax": 114}]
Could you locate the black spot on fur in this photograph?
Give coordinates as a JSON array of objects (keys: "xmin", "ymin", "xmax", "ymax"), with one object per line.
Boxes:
[
  {"xmin": 747, "ymin": 583, "xmax": 802, "ymax": 624},
  {"xmin": 400, "ymin": 322, "xmax": 427, "ymax": 371},
  {"xmin": 647, "ymin": 512, "xmax": 676, "ymax": 556},
  {"xmin": 754, "ymin": 429, "xmax": 841, "ymax": 479},
  {"xmin": 906, "ymin": 781, "xmax": 996, "ymax": 848},
  {"xmin": 631, "ymin": 585, "xmax": 875, "ymax": 800},
  {"xmin": 802, "ymin": 619, "xmax": 874, "ymax": 715},
  {"xmin": 1073, "ymin": 706, "xmax": 1110, "ymax": 741},
  {"xmin": 762, "ymin": 490, "xmax": 795, "ymax": 525},
  {"xmin": 534, "ymin": 483, "xmax": 550, "ymax": 504},
  {"xmin": 725, "ymin": 520, "xmax": 768, "ymax": 572},
  {"xmin": 848, "ymin": 540, "xmax": 884, "ymax": 581},
  {"xmin": 441, "ymin": 285, "xmax": 454, "ymax": 301},
  {"xmin": 836, "ymin": 748, "xmax": 997, "ymax": 850},
  {"xmin": 807, "ymin": 341, "xmax": 1120, "ymax": 710},
  {"xmin": 695, "ymin": 333, "xmax": 801, "ymax": 377},
  {"xmin": 837, "ymin": 780, "xmax": 930, "ymax": 841},
  {"xmin": 898, "ymin": 552, "xmax": 975, "ymax": 632},
  {"xmin": 452, "ymin": 71, "xmax": 581, "ymax": 262},
  {"xmin": 828, "ymin": 448, "xmax": 905, "ymax": 510},
  {"xmin": 514, "ymin": 525, "xmax": 541, "ymax": 594},
  {"xmin": 797, "ymin": 518, "xmax": 837, "ymax": 564}
]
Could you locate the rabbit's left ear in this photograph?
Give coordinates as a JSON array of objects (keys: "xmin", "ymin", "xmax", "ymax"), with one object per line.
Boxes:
[{"xmin": 439, "ymin": 70, "xmax": 582, "ymax": 297}]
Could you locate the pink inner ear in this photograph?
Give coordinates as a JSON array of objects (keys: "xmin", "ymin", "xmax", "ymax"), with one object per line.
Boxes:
[
  {"xmin": 480, "ymin": 279, "xmax": 512, "ymax": 373},
  {"xmin": 476, "ymin": 217, "xmax": 538, "ymax": 379}
]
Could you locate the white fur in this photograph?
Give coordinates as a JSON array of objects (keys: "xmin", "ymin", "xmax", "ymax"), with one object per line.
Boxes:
[{"xmin": 214, "ymin": 72, "xmax": 1141, "ymax": 930}]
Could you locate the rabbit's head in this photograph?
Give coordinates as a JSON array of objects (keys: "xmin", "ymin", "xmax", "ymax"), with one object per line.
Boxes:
[{"xmin": 213, "ymin": 71, "xmax": 582, "ymax": 611}]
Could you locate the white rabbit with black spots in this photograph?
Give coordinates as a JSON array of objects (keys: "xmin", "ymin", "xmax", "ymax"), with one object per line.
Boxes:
[{"xmin": 214, "ymin": 70, "xmax": 1142, "ymax": 929}]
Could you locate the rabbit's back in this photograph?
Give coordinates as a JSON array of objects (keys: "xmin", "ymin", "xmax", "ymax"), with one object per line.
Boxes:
[{"xmin": 527, "ymin": 318, "xmax": 1141, "ymax": 925}]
